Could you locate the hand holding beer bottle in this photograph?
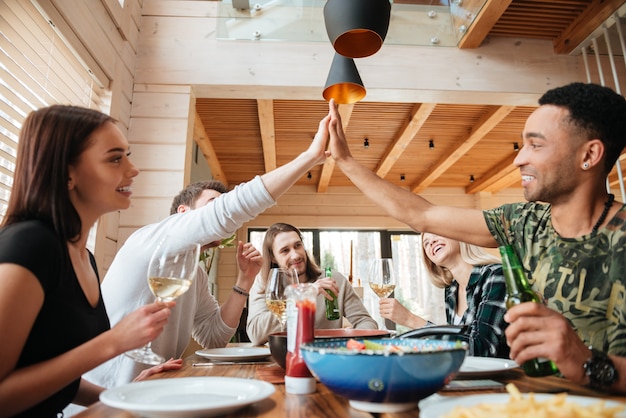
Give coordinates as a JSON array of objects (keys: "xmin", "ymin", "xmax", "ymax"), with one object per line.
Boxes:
[
  {"xmin": 499, "ymin": 244, "xmax": 559, "ymax": 377},
  {"xmin": 324, "ymin": 267, "xmax": 341, "ymax": 320}
]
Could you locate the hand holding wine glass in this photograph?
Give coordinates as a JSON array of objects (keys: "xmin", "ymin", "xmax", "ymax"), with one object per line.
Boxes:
[
  {"xmin": 369, "ymin": 258, "xmax": 396, "ymax": 299},
  {"xmin": 265, "ymin": 267, "xmax": 298, "ymax": 330},
  {"xmin": 125, "ymin": 238, "xmax": 201, "ymax": 365},
  {"xmin": 369, "ymin": 258, "xmax": 397, "ymax": 330}
]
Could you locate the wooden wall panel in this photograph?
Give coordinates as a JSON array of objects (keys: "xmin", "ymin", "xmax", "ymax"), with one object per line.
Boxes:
[
  {"xmin": 130, "ymin": 91, "xmax": 193, "ymax": 119},
  {"xmin": 130, "ymin": 118, "xmax": 190, "ymax": 144},
  {"xmin": 131, "ymin": 144, "xmax": 187, "ymax": 171},
  {"xmin": 36, "ymin": 0, "xmax": 141, "ymax": 274},
  {"xmin": 119, "ymin": 198, "xmax": 173, "ymax": 227},
  {"xmin": 117, "ymin": 88, "xmax": 195, "ymax": 250},
  {"xmin": 130, "ymin": 171, "xmax": 186, "ymax": 198},
  {"xmin": 136, "ymin": 1, "xmax": 583, "ymax": 105}
]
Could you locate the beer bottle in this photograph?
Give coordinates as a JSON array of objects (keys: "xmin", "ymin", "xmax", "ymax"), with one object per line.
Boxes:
[
  {"xmin": 324, "ymin": 267, "xmax": 341, "ymax": 320},
  {"xmin": 499, "ymin": 245, "xmax": 559, "ymax": 377}
]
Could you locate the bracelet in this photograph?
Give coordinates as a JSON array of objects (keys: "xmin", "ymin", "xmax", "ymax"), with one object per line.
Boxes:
[{"xmin": 232, "ymin": 285, "xmax": 250, "ymax": 297}]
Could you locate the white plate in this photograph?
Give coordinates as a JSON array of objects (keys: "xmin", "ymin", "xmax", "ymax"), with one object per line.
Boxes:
[
  {"xmin": 458, "ymin": 356, "xmax": 519, "ymax": 376},
  {"xmin": 195, "ymin": 347, "xmax": 271, "ymax": 361},
  {"xmin": 100, "ymin": 376, "xmax": 275, "ymax": 418},
  {"xmin": 419, "ymin": 393, "xmax": 626, "ymax": 418}
]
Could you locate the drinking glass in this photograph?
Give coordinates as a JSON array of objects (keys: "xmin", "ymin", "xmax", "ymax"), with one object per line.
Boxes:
[
  {"xmin": 369, "ymin": 258, "xmax": 397, "ymax": 330},
  {"xmin": 368, "ymin": 258, "xmax": 397, "ymax": 299},
  {"xmin": 265, "ymin": 267, "xmax": 299, "ymax": 329},
  {"xmin": 125, "ymin": 238, "xmax": 201, "ymax": 365}
]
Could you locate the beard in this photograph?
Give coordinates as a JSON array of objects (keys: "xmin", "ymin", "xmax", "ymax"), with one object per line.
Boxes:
[{"xmin": 523, "ymin": 165, "xmax": 577, "ymax": 204}]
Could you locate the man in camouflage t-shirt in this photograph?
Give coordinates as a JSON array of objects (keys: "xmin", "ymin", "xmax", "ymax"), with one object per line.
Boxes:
[
  {"xmin": 484, "ymin": 202, "xmax": 626, "ymax": 356},
  {"xmin": 327, "ymin": 82, "xmax": 626, "ymax": 393}
]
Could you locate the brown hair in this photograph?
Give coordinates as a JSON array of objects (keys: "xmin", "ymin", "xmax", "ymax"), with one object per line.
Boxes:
[
  {"xmin": 2, "ymin": 105, "xmax": 113, "ymax": 243},
  {"xmin": 169, "ymin": 180, "xmax": 229, "ymax": 215},
  {"xmin": 258, "ymin": 223, "xmax": 322, "ymax": 291}
]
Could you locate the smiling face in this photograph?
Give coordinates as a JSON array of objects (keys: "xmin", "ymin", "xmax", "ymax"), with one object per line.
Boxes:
[
  {"xmin": 68, "ymin": 121, "xmax": 139, "ymax": 222},
  {"xmin": 421, "ymin": 233, "xmax": 460, "ymax": 268},
  {"xmin": 271, "ymin": 231, "xmax": 308, "ymax": 278},
  {"xmin": 514, "ymin": 105, "xmax": 583, "ymax": 203}
]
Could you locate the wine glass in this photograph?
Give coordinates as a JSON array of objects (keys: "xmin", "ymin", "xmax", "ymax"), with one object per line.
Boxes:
[
  {"xmin": 125, "ymin": 238, "xmax": 201, "ymax": 365},
  {"xmin": 369, "ymin": 258, "xmax": 396, "ymax": 298},
  {"xmin": 265, "ymin": 267, "xmax": 299, "ymax": 330},
  {"xmin": 369, "ymin": 258, "xmax": 397, "ymax": 330}
]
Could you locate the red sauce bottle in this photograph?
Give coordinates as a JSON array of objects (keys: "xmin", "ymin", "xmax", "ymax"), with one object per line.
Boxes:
[{"xmin": 284, "ymin": 283, "xmax": 317, "ymax": 394}]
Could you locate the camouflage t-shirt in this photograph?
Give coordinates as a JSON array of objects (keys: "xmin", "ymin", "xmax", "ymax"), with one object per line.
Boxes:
[{"xmin": 483, "ymin": 202, "xmax": 626, "ymax": 356}]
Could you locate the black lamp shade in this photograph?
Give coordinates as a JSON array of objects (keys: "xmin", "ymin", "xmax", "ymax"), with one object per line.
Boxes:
[
  {"xmin": 323, "ymin": 0, "xmax": 391, "ymax": 59},
  {"xmin": 323, "ymin": 53, "xmax": 366, "ymax": 105}
]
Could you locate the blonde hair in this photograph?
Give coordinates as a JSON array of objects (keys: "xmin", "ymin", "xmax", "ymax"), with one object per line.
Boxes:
[{"xmin": 421, "ymin": 235, "xmax": 500, "ymax": 288}]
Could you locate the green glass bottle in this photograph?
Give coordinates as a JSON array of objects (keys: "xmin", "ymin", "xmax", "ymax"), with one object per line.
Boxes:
[
  {"xmin": 499, "ymin": 245, "xmax": 559, "ymax": 377},
  {"xmin": 324, "ymin": 267, "xmax": 341, "ymax": 320}
]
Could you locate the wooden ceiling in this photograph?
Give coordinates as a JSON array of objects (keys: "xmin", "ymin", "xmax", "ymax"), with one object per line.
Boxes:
[{"xmin": 195, "ymin": 0, "xmax": 626, "ymax": 195}]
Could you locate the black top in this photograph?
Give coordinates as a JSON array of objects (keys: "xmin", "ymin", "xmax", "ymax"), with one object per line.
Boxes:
[{"xmin": 0, "ymin": 220, "xmax": 110, "ymax": 417}]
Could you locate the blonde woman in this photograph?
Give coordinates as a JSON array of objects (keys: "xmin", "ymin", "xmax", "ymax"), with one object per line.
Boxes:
[{"xmin": 379, "ymin": 232, "xmax": 509, "ymax": 358}]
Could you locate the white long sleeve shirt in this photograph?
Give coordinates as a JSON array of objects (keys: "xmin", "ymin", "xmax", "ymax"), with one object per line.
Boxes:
[{"xmin": 83, "ymin": 176, "xmax": 275, "ymax": 389}]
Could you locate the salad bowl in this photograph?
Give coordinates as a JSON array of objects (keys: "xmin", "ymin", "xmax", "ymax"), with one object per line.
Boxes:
[{"xmin": 300, "ymin": 337, "xmax": 467, "ymax": 413}]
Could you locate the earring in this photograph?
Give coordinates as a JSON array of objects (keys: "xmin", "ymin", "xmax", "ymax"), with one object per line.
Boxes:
[{"xmin": 582, "ymin": 162, "xmax": 590, "ymax": 170}]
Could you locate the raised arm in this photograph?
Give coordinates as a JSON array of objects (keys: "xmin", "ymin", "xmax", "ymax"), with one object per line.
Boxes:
[
  {"xmin": 260, "ymin": 115, "xmax": 330, "ymax": 200},
  {"xmin": 326, "ymin": 100, "xmax": 496, "ymax": 248}
]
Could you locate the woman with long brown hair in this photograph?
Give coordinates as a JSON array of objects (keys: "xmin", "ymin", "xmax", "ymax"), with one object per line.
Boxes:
[{"xmin": 0, "ymin": 105, "xmax": 174, "ymax": 417}]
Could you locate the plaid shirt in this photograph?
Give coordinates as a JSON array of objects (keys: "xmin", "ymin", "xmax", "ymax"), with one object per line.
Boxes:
[{"xmin": 444, "ymin": 264, "xmax": 509, "ymax": 358}]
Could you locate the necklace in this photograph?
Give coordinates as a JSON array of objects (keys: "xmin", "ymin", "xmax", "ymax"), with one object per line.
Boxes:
[{"xmin": 592, "ymin": 193, "xmax": 615, "ymax": 233}]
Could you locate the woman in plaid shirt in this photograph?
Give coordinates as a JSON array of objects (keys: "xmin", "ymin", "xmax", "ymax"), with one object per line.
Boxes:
[{"xmin": 379, "ymin": 233, "xmax": 509, "ymax": 358}]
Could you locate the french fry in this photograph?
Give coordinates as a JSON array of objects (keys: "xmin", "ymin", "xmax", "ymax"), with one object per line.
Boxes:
[{"xmin": 442, "ymin": 384, "xmax": 625, "ymax": 418}]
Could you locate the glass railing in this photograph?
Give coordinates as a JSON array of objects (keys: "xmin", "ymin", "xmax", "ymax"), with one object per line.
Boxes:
[{"xmin": 216, "ymin": 0, "xmax": 487, "ymax": 47}]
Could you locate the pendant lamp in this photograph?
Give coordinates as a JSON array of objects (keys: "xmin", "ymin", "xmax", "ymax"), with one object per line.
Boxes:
[
  {"xmin": 323, "ymin": 0, "xmax": 391, "ymax": 59},
  {"xmin": 322, "ymin": 53, "xmax": 366, "ymax": 105}
]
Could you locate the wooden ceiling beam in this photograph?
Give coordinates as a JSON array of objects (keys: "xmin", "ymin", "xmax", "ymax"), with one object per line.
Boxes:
[
  {"xmin": 376, "ymin": 103, "xmax": 436, "ymax": 178},
  {"xmin": 482, "ymin": 168, "xmax": 521, "ymax": 193},
  {"xmin": 457, "ymin": 0, "xmax": 513, "ymax": 49},
  {"xmin": 317, "ymin": 104, "xmax": 354, "ymax": 193},
  {"xmin": 194, "ymin": 111, "xmax": 227, "ymax": 184},
  {"xmin": 466, "ymin": 153, "xmax": 518, "ymax": 194},
  {"xmin": 257, "ymin": 99, "xmax": 276, "ymax": 173},
  {"xmin": 412, "ymin": 105, "xmax": 515, "ymax": 193},
  {"xmin": 553, "ymin": 0, "xmax": 626, "ymax": 54}
]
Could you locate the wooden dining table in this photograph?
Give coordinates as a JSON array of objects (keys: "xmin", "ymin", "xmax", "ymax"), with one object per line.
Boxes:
[{"xmin": 75, "ymin": 350, "xmax": 624, "ymax": 418}]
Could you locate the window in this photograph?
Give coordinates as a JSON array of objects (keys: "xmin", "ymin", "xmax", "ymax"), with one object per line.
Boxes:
[
  {"xmin": 248, "ymin": 227, "xmax": 446, "ymax": 331},
  {"xmin": 389, "ymin": 232, "xmax": 446, "ymax": 333}
]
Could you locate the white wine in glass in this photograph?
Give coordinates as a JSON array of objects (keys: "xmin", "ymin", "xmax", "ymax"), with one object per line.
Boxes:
[
  {"xmin": 369, "ymin": 258, "xmax": 396, "ymax": 298},
  {"xmin": 369, "ymin": 258, "xmax": 397, "ymax": 331},
  {"xmin": 125, "ymin": 238, "xmax": 201, "ymax": 365},
  {"xmin": 265, "ymin": 268, "xmax": 298, "ymax": 329}
]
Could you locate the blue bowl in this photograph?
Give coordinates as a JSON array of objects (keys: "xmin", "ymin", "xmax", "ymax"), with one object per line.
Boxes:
[{"xmin": 301, "ymin": 338, "xmax": 467, "ymax": 413}]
